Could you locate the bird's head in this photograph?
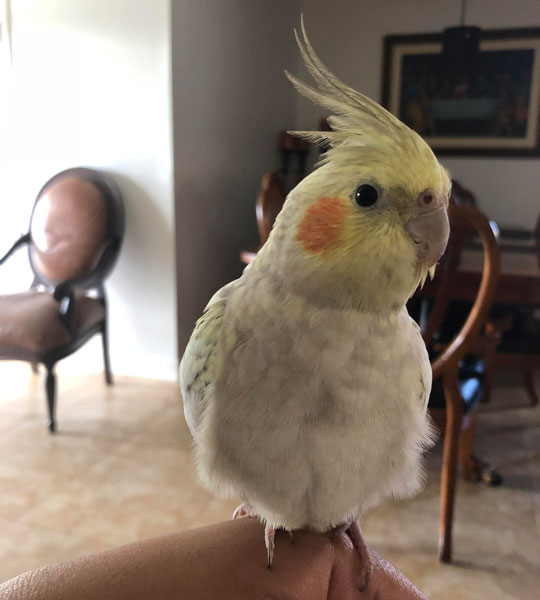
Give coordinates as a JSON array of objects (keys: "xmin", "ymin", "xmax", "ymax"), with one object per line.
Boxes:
[{"xmin": 259, "ymin": 21, "xmax": 451, "ymax": 313}]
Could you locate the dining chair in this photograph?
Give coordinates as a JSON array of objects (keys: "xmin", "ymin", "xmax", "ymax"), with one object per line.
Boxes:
[
  {"xmin": 0, "ymin": 167, "xmax": 124, "ymax": 432},
  {"xmin": 490, "ymin": 313, "xmax": 540, "ymax": 406},
  {"xmin": 278, "ymin": 133, "xmax": 311, "ymax": 188},
  {"xmin": 240, "ymin": 172, "xmax": 287, "ymax": 266},
  {"xmin": 411, "ymin": 199, "xmax": 501, "ymax": 563},
  {"xmin": 486, "ymin": 210, "xmax": 540, "ymax": 405}
]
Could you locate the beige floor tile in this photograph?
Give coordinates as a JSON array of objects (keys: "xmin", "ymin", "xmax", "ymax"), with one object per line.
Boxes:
[
  {"xmin": 0, "ymin": 518, "xmax": 116, "ymax": 582},
  {"xmin": 186, "ymin": 497, "xmax": 242, "ymax": 530}
]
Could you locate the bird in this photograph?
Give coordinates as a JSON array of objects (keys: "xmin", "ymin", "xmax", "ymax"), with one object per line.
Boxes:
[{"xmin": 180, "ymin": 18, "xmax": 450, "ymax": 588}]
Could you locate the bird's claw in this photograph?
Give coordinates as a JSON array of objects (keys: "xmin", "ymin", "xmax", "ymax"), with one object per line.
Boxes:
[
  {"xmin": 265, "ymin": 524, "xmax": 276, "ymax": 568},
  {"xmin": 232, "ymin": 503, "xmax": 257, "ymax": 520},
  {"xmin": 334, "ymin": 519, "xmax": 373, "ymax": 592},
  {"xmin": 232, "ymin": 504, "xmax": 287, "ymax": 568}
]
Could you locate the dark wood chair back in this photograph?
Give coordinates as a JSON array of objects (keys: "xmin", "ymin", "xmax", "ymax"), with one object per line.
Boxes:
[
  {"xmin": 420, "ymin": 200, "xmax": 469, "ymax": 345},
  {"xmin": 28, "ymin": 168, "xmax": 124, "ymax": 290},
  {"xmin": 256, "ymin": 172, "xmax": 287, "ymax": 245},
  {"xmin": 449, "ymin": 179, "xmax": 476, "ymax": 207},
  {"xmin": 429, "ymin": 201, "xmax": 500, "ymax": 380},
  {"xmin": 534, "ymin": 211, "xmax": 540, "ymax": 268}
]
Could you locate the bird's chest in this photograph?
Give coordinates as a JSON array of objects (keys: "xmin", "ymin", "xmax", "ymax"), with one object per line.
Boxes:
[
  {"xmin": 210, "ymin": 291, "xmax": 430, "ymax": 526},
  {"xmin": 293, "ymin": 315, "xmax": 426, "ymax": 454},
  {"xmin": 222, "ymin": 294, "xmax": 426, "ymax": 435}
]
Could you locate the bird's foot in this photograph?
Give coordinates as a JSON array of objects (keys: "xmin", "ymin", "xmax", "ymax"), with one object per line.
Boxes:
[
  {"xmin": 232, "ymin": 503, "xmax": 258, "ymax": 520},
  {"xmin": 232, "ymin": 504, "xmax": 280, "ymax": 567},
  {"xmin": 333, "ymin": 519, "xmax": 373, "ymax": 592},
  {"xmin": 265, "ymin": 524, "xmax": 276, "ymax": 568}
]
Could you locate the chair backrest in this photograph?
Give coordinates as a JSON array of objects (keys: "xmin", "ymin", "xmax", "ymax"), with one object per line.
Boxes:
[
  {"xmin": 420, "ymin": 198, "xmax": 470, "ymax": 345},
  {"xmin": 28, "ymin": 168, "xmax": 124, "ymax": 290},
  {"xmin": 423, "ymin": 201, "xmax": 500, "ymax": 379},
  {"xmin": 449, "ymin": 179, "xmax": 476, "ymax": 207},
  {"xmin": 256, "ymin": 172, "xmax": 287, "ymax": 245},
  {"xmin": 534, "ymin": 211, "xmax": 540, "ymax": 268}
]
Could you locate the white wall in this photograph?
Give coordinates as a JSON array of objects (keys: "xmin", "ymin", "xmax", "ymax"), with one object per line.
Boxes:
[
  {"xmin": 0, "ymin": 0, "xmax": 177, "ymax": 380},
  {"xmin": 172, "ymin": 0, "xmax": 301, "ymax": 353},
  {"xmin": 297, "ymin": 0, "xmax": 540, "ymax": 228}
]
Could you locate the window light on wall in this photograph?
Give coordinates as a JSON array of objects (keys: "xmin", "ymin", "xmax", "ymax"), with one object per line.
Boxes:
[{"xmin": 0, "ymin": 0, "xmax": 13, "ymax": 70}]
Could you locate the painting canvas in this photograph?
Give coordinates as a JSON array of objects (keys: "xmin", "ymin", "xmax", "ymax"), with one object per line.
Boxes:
[{"xmin": 382, "ymin": 29, "xmax": 540, "ymax": 156}]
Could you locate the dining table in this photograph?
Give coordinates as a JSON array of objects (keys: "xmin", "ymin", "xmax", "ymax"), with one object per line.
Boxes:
[{"xmin": 420, "ymin": 241, "xmax": 540, "ymax": 306}]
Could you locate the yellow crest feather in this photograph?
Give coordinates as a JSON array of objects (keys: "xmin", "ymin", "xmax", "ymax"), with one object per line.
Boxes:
[{"xmin": 286, "ymin": 17, "xmax": 449, "ymax": 198}]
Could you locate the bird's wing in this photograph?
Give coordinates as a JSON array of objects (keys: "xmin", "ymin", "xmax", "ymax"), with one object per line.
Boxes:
[{"xmin": 179, "ymin": 283, "xmax": 235, "ymax": 439}]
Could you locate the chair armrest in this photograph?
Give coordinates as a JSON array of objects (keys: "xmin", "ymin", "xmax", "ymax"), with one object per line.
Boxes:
[
  {"xmin": 240, "ymin": 250, "xmax": 257, "ymax": 265},
  {"xmin": 51, "ymin": 237, "xmax": 120, "ymax": 336},
  {"xmin": 53, "ymin": 283, "xmax": 76, "ymax": 337},
  {"xmin": 0, "ymin": 233, "xmax": 31, "ymax": 266}
]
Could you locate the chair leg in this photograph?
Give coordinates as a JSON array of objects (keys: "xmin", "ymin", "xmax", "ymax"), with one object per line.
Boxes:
[
  {"xmin": 481, "ymin": 351, "xmax": 495, "ymax": 405},
  {"xmin": 439, "ymin": 375, "xmax": 463, "ymax": 563},
  {"xmin": 480, "ymin": 327, "xmax": 500, "ymax": 405},
  {"xmin": 102, "ymin": 324, "xmax": 113, "ymax": 385},
  {"xmin": 458, "ymin": 407, "xmax": 503, "ymax": 486},
  {"xmin": 459, "ymin": 408, "xmax": 477, "ymax": 481},
  {"xmin": 45, "ymin": 365, "xmax": 57, "ymax": 433},
  {"xmin": 522, "ymin": 368, "xmax": 538, "ymax": 406}
]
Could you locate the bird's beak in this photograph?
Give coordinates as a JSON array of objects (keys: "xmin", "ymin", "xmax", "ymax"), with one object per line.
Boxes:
[{"xmin": 405, "ymin": 190, "xmax": 449, "ymax": 267}]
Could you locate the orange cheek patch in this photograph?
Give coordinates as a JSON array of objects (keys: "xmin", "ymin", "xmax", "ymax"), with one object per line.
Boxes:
[{"xmin": 296, "ymin": 197, "xmax": 348, "ymax": 254}]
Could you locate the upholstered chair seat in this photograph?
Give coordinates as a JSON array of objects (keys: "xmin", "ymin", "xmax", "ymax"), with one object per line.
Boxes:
[{"xmin": 0, "ymin": 292, "xmax": 105, "ymax": 360}]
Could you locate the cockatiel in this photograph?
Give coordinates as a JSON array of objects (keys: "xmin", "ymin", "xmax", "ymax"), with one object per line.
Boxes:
[{"xmin": 180, "ymin": 20, "xmax": 450, "ymax": 586}]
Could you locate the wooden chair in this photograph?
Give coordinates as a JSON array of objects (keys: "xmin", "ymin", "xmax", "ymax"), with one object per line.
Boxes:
[
  {"xmin": 413, "ymin": 200, "xmax": 501, "ymax": 563},
  {"xmin": 487, "ymin": 210, "xmax": 540, "ymax": 405},
  {"xmin": 434, "ymin": 179, "xmax": 539, "ymax": 407},
  {"xmin": 278, "ymin": 133, "xmax": 311, "ymax": 188},
  {"xmin": 0, "ymin": 167, "xmax": 124, "ymax": 432},
  {"xmin": 449, "ymin": 178, "xmax": 477, "ymax": 207},
  {"xmin": 240, "ymin": 172, "xmax": 287, "ymax": 265}
]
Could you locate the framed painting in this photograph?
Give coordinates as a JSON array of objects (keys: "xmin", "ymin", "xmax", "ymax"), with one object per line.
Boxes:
[{"xmin": 382, "ymin": 28, "xmax": 540, "ymax": 156}]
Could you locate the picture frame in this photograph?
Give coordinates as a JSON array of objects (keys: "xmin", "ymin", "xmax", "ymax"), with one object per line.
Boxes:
[{"xmin": 382, "ymin": 28, "xmax": 540, "ymax": 156}]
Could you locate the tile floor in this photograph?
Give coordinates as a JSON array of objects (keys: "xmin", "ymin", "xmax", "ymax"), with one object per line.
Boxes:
[{"xmin": 0, "ymin": 361, "xmax": 539, "ymax": 599}]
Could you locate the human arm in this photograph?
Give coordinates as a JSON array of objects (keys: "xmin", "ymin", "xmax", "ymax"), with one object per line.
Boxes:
[{"xmin": 0, "ymin": 518, "xmax": 426, "ymax": 600}]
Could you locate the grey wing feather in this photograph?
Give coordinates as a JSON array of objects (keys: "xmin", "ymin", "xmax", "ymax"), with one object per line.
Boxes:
[{"xmin": 179, "ymin": 283, "xmax": 234, "ymax": 439}]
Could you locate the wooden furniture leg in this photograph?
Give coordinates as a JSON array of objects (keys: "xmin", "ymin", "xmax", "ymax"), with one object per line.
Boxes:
[
  {"xmin": 439, "ymin": 374, "xmax": 463, "ymax": 563},
  {"xmin": 45, "ymin": 364, "xmax": 57, "ymax": 433},
  {"xmin": 459, "ymin": 406, "xmax": 503, "ymax": 487},
  {"xmin": 102, "ymin": 324, "xmax": 113, "ymax": 385},
  {"xmin": 458, "ymin": 408, "xmax": 477, "ymax": 481},
  {"xmin": 522, "ymin": 367, "xmax": 539, "ymax": 406},
  {"xmin": 479, "ymin": 326, "xmax": 500, "ymax": 404}
]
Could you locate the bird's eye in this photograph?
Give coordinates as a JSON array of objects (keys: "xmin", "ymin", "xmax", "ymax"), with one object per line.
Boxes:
[{"xmin": 354, "ymin": 184, "xmax": 378, "ymax": 208}]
